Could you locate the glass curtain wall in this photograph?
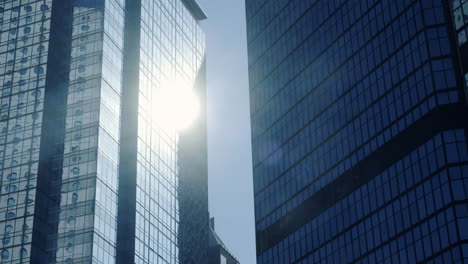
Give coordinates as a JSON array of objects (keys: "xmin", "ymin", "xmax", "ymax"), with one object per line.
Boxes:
[
  {"xmin": 51, "ymin": 0, "xmax": 124, "ymax": 263},
  {"xmin": 0, "ymin": 1, "xmax": 52, "ymax": 262},
  {"xmin": 133, "ymin": 0, "xmax": 205, "ymax": 263}
]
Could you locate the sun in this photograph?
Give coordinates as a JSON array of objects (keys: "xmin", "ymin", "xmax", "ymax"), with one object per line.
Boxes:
[{"xmin": 151, "ymin": 79, "xmax": 199, "ymax": 132}]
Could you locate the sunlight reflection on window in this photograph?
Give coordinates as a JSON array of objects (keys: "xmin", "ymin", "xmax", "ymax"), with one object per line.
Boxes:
[{"xmin": 150, "ymin": 79, "xmax": 199, "ymax": 132}]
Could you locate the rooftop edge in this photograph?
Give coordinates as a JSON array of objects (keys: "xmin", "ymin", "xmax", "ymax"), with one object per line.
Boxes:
[{"xmin": 182, "ymin": 0, "xmax": 207, "ymax": 21}]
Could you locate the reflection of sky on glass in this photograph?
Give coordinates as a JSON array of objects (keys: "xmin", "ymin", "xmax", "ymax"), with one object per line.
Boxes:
[
  {"xmin": 197, "ymin": 0, "xmax": 257, "ymax": 263},
  {"xmin": 136, "ymin": 1, "xmax": 206, "ymax": 263},
  {"xmin": 150, "ymin": 79, "xmax": 200, "ymax": 131}
]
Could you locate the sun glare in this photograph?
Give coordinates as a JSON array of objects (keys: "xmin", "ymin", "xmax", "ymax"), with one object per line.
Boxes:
[{"xmin": 151, "ymin": 79, "xmax": 199, "ymax": 132}]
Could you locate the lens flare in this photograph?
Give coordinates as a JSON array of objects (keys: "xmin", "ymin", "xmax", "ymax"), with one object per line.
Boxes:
[{"xmin": 151, "ymin": 79, "xmax": 199, "ymax": 131}]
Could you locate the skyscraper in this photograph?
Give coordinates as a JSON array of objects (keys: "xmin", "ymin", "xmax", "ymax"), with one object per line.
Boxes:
[
  {"xmin": 0, "ymin": 0, "xmax": 208, "ymax": 263},
  {"xmin": 246, "ymin": 0, "xmax": 468, "ymax": 263}
]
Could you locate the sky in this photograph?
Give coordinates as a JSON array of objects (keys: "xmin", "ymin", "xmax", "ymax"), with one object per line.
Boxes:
[{"xmin": 196, "ymin": 0, "xmax": 257, "ymax": 263}]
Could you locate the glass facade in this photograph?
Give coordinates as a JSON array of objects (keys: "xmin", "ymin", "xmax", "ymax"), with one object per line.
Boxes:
[
  {"xmin": 0, "ymin": 0, "xmax": 52, "ymax": 262},
  {"xmin": 57, "ymin": 1, "xmax": 124, "ymax": 263},
  {"xmin": 178, "ymin": 55, "xmax": 209, "ymax": 263},
  {"xmin": 451, "ymin": 0, "xmax": 468, "ymax": 91},
  {"xmin": 0, "ymin": 0, "xmax": 207, "ymax": 263},
  {"xmin": 246, "ymin": 0, "xmax": 468, "ymax": 263},
  {"xmin": 133, "ymin": 0, "xmax": 206, "ymax": 263}
]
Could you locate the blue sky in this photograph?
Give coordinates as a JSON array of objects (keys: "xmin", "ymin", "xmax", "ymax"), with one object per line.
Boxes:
[{"xmin": 196, "ymin": 0, "xmax": 256, "ymax": 263}]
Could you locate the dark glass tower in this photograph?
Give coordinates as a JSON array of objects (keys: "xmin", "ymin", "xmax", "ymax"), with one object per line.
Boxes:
[
  {"xmin": 246, "ymin": 0, "xmax": 468, "ymax": 263},
  {"xmin": 178, "ymin": 57, "xmax": 210, "ymax": 263},
  {"xmin": 0, "ymin": 0, "xmax": 208, "ymax": 263}
]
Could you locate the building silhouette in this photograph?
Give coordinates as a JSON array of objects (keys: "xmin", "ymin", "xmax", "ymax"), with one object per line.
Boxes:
[
  {"xmin": 208, "ymin": 218, "xmax": 240, "ymax": 264},
  {"xmin": 246, "ymin": 0, "xmax": 468, "ymax": 263},
  {"xmin": 0, "ymin": 0, "xmax": 208, "ymax": 263}
]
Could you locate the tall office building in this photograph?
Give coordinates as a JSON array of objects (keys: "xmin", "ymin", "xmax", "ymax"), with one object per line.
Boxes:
[
  {"xmin": 246, "ymin": 0, "xmax": 468, "ymax": 263},
  {"xmin": 0, "ymin": 0, "xmax": 208, "ymax": 263}
]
